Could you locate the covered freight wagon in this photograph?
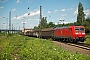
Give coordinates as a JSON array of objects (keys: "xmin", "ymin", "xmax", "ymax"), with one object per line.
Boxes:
[{"xmin": 40, "ymin": 28, "xmax": 54, "ymax": 38}]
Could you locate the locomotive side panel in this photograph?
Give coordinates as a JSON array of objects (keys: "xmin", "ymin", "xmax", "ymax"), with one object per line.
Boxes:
[
  {"xmin": 62, "ymin": 28, "xmax": 71, "ymax": 38},
  {"xmin": 54, "ymin": 27, "xmax": 73, "ymax": 38}
]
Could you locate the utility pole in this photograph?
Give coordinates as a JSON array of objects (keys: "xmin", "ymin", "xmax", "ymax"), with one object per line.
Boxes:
[
  {"xmin": 40, "ymin": 6, "xmax": 42, "ymax": 21},
  {"xmin": 12, "ymin": 24, "xmax": 13, "ymax": 34},
  {"xmin": 19, "ymin": 26, "xmax": 20, "ymax": 33},
  {"xmin": 14, "ymin": 27, "xmax": 15, "ymax": 33},
  {"xmin": 39, "ymin": 6, "xmax": 42, "ymax": 38},
  {"xmin": 9, "ymin": 11, "xmax": 11, "ymax": 31}
]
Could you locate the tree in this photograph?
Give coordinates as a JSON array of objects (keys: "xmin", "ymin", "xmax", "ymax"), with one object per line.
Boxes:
[
  {"xmin": 47, "ymin": 22, "xmax": 55, "ymax": 28},
  {"xmin": 84, "ymin": 17, "xmax": 90, "ymax": 33},
  {"xmin": 39, "ymin": 17, "xmax": 47, "ymax": 29},
  {"xmin": 77, "ymin": 2, "xmax": 85, "ymax": 25},
  {"xmin": 34, "ymin": 26, "xmax": 39, "ymax": 30},
  {"xmin": 86, "ymin": 17, "xmax": 90, "ymax": 22}
]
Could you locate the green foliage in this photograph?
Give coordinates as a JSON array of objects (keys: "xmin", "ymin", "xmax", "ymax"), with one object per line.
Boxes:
[
  {"xmin": 34, "ymin": 17, "xmax": 47, "ymax": 30},
  {"xmin": 46, "ymin": 22, "xmax": 55, "ymax": 28},
  {"xmin": 85, "ymin": 26, "xmax": 90, "ymax": 33},
  {"xmin": 34, "ymin": 26, "xmax": 39, "ymax": 30},
  {"xmin": 0, "ymin": 32, "xmax": 6, "ymax": 36},
  {"xmin": 84, "ymin": 35, "xmax": 90, "ymax": 44},
  {"xmin": 6, "ymin": 33, "xmax": 13, "ymax": 37},
  {"xmin": 39, "ymin": 17, "xmax": 47, "ymax": 29},
  {"xmin": 0, "ymin": 34, "xmax": 90, "ymax": 60},
  {"xmin": 82, "ymin": 17, "xmax": 90, "ymax": 33},
  {"xmin": 77, "ymin": 2, "xmax": 85, "ymax": 25}
]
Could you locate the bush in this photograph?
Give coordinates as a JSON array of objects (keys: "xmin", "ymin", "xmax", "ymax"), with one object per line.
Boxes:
[{"xmin": 0, "ymin": 34, "xmax": 90, "ymax": 60}]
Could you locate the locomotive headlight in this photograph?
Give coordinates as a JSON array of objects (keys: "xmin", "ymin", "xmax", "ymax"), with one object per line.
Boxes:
[
  {"xmin": 82, "ymin": 33, "xmax": 85, "ymax": 34},
  {"xmin": 75, "ymin": 33, "xmax": 79, "ymax": 34}
]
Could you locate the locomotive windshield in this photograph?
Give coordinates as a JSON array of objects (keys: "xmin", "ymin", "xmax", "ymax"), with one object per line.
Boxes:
[
  {"xmin": 75, "ymin": 28, "xmax": 84, "ymax": 31},
  {"xmin": 80, "ymin": 28, "xmax": 84, "ymax": 31}
]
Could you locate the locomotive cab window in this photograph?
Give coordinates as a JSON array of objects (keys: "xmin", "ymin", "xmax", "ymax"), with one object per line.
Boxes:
[
  {"xmin": 75, "ymin": 28, "xmax": 79, "ymax": 31},
  {"xmin": 80, "ymin": 28, "xmax": 84, "ymax": 31},
  {"xmin": 75, "ymin": 28, "xmax": 84, "ymax": 31}
]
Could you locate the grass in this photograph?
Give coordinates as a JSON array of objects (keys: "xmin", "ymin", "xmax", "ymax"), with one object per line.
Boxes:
[
  {"xmin": 0, "ymin": 33, "xmax": 90, "ymax": 60},
  {"xmin": 84, "ymin": 35, "xmax": 90, "ymax": 44}
]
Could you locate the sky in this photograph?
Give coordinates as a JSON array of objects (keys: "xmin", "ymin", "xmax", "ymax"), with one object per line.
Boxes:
[{"xmin": 0, "ymin": 0, "xmax": 90, "ymax": 30}]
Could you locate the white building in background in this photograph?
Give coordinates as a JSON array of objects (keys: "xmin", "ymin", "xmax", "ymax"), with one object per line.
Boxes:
[{"xmin": 22, "ymin": 28, "xmax": 33, "ymax": 33}]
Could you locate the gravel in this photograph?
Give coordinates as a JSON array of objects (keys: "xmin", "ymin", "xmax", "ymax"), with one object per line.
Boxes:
[{"xmin": 52, "ymin": 41, "xmax": 90, "ymax": 55}]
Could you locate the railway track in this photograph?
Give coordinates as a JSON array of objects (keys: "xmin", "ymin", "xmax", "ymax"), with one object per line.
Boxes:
[
  {"xmin": 52, "ymin": 41, "xmax": 90, "ymax": 55},
  {"xmin": 66, "ymin": 43, "xmax": 90, "ymax": 50},
  {"xmin": 53, "ymin": 39, "xmax": 90, "ymax": 50}
]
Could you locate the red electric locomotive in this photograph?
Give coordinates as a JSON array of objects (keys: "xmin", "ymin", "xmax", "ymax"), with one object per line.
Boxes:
[{"xmin": 54, "ymin": 26, "xmax": 86, "ymax": 42}]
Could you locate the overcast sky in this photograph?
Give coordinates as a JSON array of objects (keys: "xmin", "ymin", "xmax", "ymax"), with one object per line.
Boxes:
[{"xmin": 0, "ymin": 0, "xmax": 90, "ymax": 29}]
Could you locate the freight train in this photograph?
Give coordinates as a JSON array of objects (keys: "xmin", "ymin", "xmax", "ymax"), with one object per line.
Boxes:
[{"xmin": 21, "ymin": 26, "xmax": 86, "ymax": 43}]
